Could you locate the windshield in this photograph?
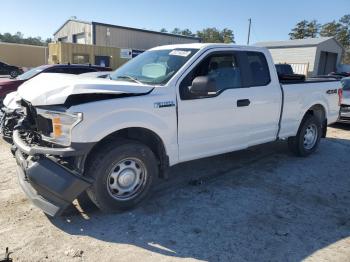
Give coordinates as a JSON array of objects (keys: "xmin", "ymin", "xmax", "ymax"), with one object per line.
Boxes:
[
  {"xmin": 16, "ymin": 65, "xmax": 47, "ymax": 80},
  {"xmin": 109, "ymin": 48, "xmax": 199, "ymax": 85}
]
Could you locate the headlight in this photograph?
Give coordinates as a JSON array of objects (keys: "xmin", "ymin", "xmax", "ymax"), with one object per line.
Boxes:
[{"xmin": 36, "ymin": 109, "xmax": 83, "ymax": 146}]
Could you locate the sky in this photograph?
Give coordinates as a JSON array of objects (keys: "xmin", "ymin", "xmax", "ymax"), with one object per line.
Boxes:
[{"xmin": 0, "ymin": 0, "xmax": 349, "ymax": 45}]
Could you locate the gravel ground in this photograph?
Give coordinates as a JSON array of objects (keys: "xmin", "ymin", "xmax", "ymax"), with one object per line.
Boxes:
[{"xmin": 0, "ymin": 124, "xmax": 350, "ymax": 262}]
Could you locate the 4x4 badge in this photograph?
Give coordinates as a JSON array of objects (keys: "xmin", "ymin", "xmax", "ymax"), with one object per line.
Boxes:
[{"xmin": 154, "ymin": 101, "xmax": 175, "ymax": 108}]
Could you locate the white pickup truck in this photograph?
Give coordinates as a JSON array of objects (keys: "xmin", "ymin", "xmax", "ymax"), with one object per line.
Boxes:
[{"xmin": 1, "ymin": 43, "xmax": 342, "ymax": 216}]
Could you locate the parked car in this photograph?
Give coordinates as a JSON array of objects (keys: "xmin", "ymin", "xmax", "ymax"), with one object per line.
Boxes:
[
  {"xmin": 0, "ymin": 64, "xmax": 112, "ymax": 104},
  {"xmin": 1, "ymin": 43, "xmax": 342, "ymax": 216},
  {"xmin": 0, "ymin": 61, "xmax": 23, "ymax": 78},
  {"xmin": 275, "ymin": 63, "xmax": 305, "ymax": 82},
  {"xmin": 339, "ymin": 77, "xmax": 350, "ymax": 123}
]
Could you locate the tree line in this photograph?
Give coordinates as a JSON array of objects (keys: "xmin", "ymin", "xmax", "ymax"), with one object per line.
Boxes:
[
  {"xmin": 0, "ymin": 31, "xmax": 51, "ymax": 46},
  {"xmin": 160, "ymin": 27, "xmax": 235, "ymax": 43},
  {"xmin": 289, "ymin": 15, "xmax": 350, "ymax": 63}
]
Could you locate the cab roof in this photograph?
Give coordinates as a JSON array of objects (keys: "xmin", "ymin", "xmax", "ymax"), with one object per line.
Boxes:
[{"xmin": 150, "ymin": 43, "xmax": 267, "ymax": 52}]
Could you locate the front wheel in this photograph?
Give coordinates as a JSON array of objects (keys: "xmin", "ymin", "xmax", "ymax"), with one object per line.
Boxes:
[
  {"xmin": 288, "ymin": 115, "xmax": 322, "ymax": 157},
  {"xmin": 86, "ymin": 140, "xmax": 158, "ymax": 212}
]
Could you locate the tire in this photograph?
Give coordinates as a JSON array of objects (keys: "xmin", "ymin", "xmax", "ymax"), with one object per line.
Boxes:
[
  {"xmin": 10, "ymin": 70, "xmax": 18, "ymax": 78},
  {"xmin": 86, "ymin": 139, "xmax": 158, "ymax": 212},
  {"xmin": 288, "ymin": 114, "xmax": 322, "ymax": 157}
]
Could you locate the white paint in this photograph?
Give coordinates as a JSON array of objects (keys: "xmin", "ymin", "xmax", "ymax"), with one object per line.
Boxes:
[{"xmin": 10, "ymin": 44, "xmax": 341, "ymax": 166}]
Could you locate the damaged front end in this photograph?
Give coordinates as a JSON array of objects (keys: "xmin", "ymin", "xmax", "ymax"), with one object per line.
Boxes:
[
  {"xmin": 0, "ymin": 106, "xmax": 24, "ymax": 143},
  {"xmin": 7, "ymin": 100, "xmax": 93, "ymax": 216}
]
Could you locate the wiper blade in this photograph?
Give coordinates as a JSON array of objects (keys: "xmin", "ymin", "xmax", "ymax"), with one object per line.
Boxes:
[{"xmin": 116, "ymin": 75, "xmax": 143, "ymax": 85}]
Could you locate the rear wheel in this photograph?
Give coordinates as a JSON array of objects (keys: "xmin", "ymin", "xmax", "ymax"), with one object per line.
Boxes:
[
  {"xmin": 86, "ymin": 139, "xmax": 158, "ymax": 212},
  {"xmin": 288, "ymin": 115, "xmax": 322, "ymax": 157}
]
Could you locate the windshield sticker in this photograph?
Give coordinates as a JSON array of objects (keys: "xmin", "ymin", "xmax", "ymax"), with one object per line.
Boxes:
[{"xmin": 169, "ymin": 50, "xmax": 192, "ymax": 57}]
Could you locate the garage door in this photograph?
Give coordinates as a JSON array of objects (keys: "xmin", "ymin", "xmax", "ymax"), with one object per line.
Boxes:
[{"xmin": 318, "ymin": 51, "xmax": 338, "ymax": 75}]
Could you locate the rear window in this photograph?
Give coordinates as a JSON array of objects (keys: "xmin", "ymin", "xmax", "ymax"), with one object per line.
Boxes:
[{"xmin": 246, "ymin": 52, "xmax": 270, "ymax": 86}]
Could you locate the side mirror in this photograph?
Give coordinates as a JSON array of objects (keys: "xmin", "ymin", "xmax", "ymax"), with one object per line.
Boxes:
[{"xmin": 189, "ymin": 76, "xmax": 217, "ymax": 96}]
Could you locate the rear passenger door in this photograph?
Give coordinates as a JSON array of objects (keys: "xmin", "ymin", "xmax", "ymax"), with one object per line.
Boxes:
[
  {"xmin": 176, "ymin": 49, "xmax": 281, "ymax": 162},
  {"xmin": 239, "ymin": 51, "xmax": 281, "ymax": 146}
]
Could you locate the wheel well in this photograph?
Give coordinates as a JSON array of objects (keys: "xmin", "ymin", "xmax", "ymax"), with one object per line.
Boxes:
[
  {"xmin": 85, "ymin": 127, "xmax": 169, "ymax": 178},
  {"xmin": 304, "ymin": 104, "xmax": 327, "ymax": 137}
]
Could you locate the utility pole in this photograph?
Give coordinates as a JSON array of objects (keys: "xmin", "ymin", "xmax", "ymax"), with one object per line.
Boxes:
[{"xmin": 247, "ymin": 18, "xmax": 252, "ymax": 45}]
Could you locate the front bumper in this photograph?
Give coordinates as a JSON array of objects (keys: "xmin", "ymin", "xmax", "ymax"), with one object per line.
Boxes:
[{"xmin": 13, "ymin": 131, "xmax": 93, "ymax": 216}]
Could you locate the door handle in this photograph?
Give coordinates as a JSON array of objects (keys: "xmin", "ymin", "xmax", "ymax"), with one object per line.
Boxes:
[{"xmin": 237, "ymin": 99, "xmax": 250, "ymax": 107}]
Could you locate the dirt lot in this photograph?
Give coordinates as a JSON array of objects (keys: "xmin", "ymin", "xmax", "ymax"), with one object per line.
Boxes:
[{"xmin": 0, "ymin": 124, "xmax": 350, "ymax": 262}]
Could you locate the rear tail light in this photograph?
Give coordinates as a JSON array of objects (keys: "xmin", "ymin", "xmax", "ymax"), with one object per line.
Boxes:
[{"xmin": 338, "ymin": 88, "xmax": 343, "ymax": 106}]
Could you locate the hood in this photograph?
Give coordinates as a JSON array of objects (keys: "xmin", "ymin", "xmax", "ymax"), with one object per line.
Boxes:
[{"xmin": 17, "ymin": 73, "xmax": 154, "ymax": 106}]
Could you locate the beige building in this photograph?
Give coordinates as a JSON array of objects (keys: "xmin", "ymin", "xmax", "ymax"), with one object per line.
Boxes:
[
  {"xmin": 48, "ymin": 42, "xmax": 129, "ymax": 69},
  {"xmin": 54, "ymin": 19, "xmax": 201, "ymax": 49},
  {"xmin": 255, "ymin": 37, "xmax": 344, "ymax": 76},
  {"xmin": 52, "ymin": 19, "xmax": 201, "ymax": 68},
  {"xmin": 0, "ymin": 42, "xmax": 48, "ymax": 68}
]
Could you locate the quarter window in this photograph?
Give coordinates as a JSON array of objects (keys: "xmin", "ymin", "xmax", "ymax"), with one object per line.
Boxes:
[{"xmin": 246, "ymin": 52, "xmax": 270, "ymax": 86}]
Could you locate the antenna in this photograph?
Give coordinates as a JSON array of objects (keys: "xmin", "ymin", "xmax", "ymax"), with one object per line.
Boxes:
[{"xmin": 247, "ymin": 18, "xmax": 252, "ymax": 45}]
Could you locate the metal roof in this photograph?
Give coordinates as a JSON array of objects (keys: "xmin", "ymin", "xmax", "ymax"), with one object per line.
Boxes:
[
  {"xmin": 54, "ymin": 19, "xmax": 201, "ymax": 41},
  {"xmin": 254, "ymin": 37, "xmax": 343, "ymax": 49}
]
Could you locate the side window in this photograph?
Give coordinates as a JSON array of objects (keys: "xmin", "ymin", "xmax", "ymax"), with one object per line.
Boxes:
[
  {"xmin": 180, "ymin": 52, "xmax": 242, "ymax": 100},
  {"xmin": 246, "ymin": 52, "xmax": 270, "ymax": 86}
]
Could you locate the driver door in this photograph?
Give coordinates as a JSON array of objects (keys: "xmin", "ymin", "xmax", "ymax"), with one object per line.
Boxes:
[{"xmin": 177, "ymin": 51, "xmax": 250, "ymax": 162}]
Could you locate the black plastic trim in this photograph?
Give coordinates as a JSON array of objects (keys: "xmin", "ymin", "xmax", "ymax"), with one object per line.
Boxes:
[{"xmin": 15, "ymin": 150, "xmax": 92, "ymax": 216}]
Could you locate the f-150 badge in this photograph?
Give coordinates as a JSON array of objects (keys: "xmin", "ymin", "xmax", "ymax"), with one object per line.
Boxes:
[{"xmin": 154, "ymin": 101, "xmax": 175, "ymax": 108}]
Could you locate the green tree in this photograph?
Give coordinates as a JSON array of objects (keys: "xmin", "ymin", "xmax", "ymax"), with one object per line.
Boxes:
[
  {"xmin": 196, "ymin": 27, "xmax": 234, "ymax": 43},
  {"xmin": 320, "ymin": 21, "xmax": 342, "ymax": 37},
  {"xmin": 0, "ymin": 31, "xmax": 49, "ymax": 46},
  {"xmin": 221, "ymin": 28, "xmax": 234, "ymax": 43},
  {"xmin": 171, "ymin": 28, "xmax": 181, "ymax": 35},
  {"xmin": 320, "ymin": 20, "xmax": 350, "ymax": 48},
  {"xmin": 160, "ymin": 28, "xmax": 168, "ymax": 33},
  {"xmin": 45, "ymin": 38, "xmax": 52, "ymax": 45},
  {"xmin": 340, "ymin": 14, "xmax": 350, "ymax": 27},
  {"xmin": 306, "ymin": 20, "xmax": 320, "ymax": 38},
  {"xmin": 181, "ymin": 29, "xmax": 194, "ymax": 36},
  {"xmin": 289, "ymin": 20, "xmax": 309, "ymax": 39}
]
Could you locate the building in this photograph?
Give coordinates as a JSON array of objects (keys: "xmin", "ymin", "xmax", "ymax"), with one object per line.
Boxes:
[
  {"xmin": 0, "ymin": 42, "xmax": 48, "ymax": 69},
  {"xmin": 51, "ymin": 19, "xmax": 201, "ymax": 69},
  {"xmin": 48, "ymin": 42, "xmax": 129, "ymax": 70},
  {"xmin": 255, "ymin": 37, "xmax": 344, "ymax": 76},
  {"xmin": 54, "ymin": 19, "xmax": 201, "ymax": 49}
]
